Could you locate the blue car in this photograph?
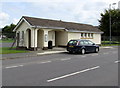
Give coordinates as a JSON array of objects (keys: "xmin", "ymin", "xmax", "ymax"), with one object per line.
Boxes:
[{"xmin": 67, "ymin": 39, "xmax": 99, "ymax": 54}]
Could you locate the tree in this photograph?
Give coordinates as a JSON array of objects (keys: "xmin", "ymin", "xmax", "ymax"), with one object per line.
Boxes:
[
  {"xmin": 2, "ymin": 24, "xmax": 16, "ymax": 38},
  {"xmin": 99, "ymin": 9, "xmax": 120, "ymax": 36}
]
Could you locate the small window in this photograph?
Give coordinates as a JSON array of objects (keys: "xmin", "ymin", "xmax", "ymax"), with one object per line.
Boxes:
[
  {"xmin": 81, "ymin": 33, "xmax": 83, "ymax": 38},
  {"xmin": 84, "ymin": 33, "xmax": 87, "ymax": 37},
  {"xmin": 88, "ymin": 33, "xmax": 90, "ymax": 37},
  {"xmin": 91, "ymin": 33, "xmax": 93, "ymax": 38}
]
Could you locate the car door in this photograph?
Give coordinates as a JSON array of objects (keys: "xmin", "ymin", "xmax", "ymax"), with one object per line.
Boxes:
[
  {"xmin": 87, "ymin": 40, "xmax": 96, "ymax": 52},
  {"xmin": 83, "ymin": 40, "xmax": 90, "ymax": 52},
  {"xmin": 77, "ymin": 40, "xmax": 84, "ymax": 50}
]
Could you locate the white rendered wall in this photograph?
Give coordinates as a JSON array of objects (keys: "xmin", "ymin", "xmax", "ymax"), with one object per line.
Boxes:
[
  {"xmin": 48, "ymin": 31, "xmax": 55, "ymax": 46},
  {"xmin": 55, "ymin": 31, "xmax": 68, "ymax": 46},
  {"xmin": 16, "ymin": 20, "xmax": 31, "ymax": 47},
  {"xmin": 68, "ymin": 32, "xmax": 101, "ymax": 45}
]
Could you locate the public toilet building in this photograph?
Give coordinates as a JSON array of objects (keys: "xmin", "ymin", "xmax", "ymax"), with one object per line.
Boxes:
[{"xmin": 13, "ymin": 16, "xmax": 103, "ymax": 50}]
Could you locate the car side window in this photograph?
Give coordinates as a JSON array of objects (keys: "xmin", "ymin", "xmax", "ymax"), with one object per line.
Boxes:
[
  {"xmin": 79, "ymin": 41, "xmax": 84, "ymax": 45},
  {"xmin": 88, "ymin": 40, "xmax": 94, "ymax": 45},
  {"xmin": 69, "ymin": 40, "xmax": 78, "ymax": 45},
  {"xmin": 83, "ymin": 40, "xmax": 89, "ymax": 45}
]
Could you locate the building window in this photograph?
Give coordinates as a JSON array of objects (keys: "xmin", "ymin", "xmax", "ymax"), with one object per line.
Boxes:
[
  {"xmin": 91, "ymin": 33, "xmax": 93, "ymax": 38},
  {"xmin": 84, "ymin": 33, "xmax": 87, "ymax": 38},
  {"xmin": 81, "ymin": 33, "xmax": 94, "ymax": 39},
  {"xmin": 88, "ymin": 33, "xmax": 90, "ymax": 37},
  {"xmin": 81, "ymin": 33, "xmax": 83, "ymax": 38}
]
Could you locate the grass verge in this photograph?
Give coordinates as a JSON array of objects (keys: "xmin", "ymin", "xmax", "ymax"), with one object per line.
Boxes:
[
  {"xmin": 101, "ymin": 41, "xmax": 120, "ymax": 46},
  {"xmin": 0, "ymin": 39, "xmax": 14, "ymax": 43},
  {"xmin": 0, "ymin": 47, "xmax": 29, "ymax": 54},
  {"xmin": 101, "ymin": 44, "xmax": 120, "ymax": 46},
  {"xmin": 101, "ymin": 41, "xmax": 120, "ymax": 44}
]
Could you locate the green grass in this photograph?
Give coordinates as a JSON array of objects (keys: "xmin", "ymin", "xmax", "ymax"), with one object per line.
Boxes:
[
  {"xmin": 101, "ymin": 44, "xmax": 120, "ymax": 46},
  {"xmin": 101, "ymin": 41, "xmax": 120, "ymax": 44},
  {"xmin": 0, "ymin": 39, "xmax": 14, "ymax": 43},
  {"xmin": 101, "ymin": 41, "xmax": 120, "ymax": 46},
  {"xmin": 0, "ymin": 47, "xmax": 29, "ymax": 54}
]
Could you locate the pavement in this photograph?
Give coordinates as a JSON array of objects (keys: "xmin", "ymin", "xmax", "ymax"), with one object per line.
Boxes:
[
  {"xmin": 1, "ymin": 47, "xmax": 67, "ymax": 60},
  {"xmin": 1, "ymin": 46, "xmax": 118, "ymax": 60}
]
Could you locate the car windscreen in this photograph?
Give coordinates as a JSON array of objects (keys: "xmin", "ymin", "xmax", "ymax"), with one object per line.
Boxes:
[{"xmin": 68, "ymin": 40, "xmax": 78, "ymax": 45}]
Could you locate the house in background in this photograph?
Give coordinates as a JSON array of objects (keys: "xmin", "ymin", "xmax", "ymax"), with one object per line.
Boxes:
[
  {"xmin": 118, "ymin": 1, "xmax": 120, "ymax": 9},
  {"xmin": 0, "ymin": 28, "xmax": 7, "ymax": 40},
  {"xmin": 13, "ymin": 16, "xmax": 103, "ymax": 50}
]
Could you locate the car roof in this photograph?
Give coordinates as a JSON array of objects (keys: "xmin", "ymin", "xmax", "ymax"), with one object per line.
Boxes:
[{"xmin": 70, "ymin": 39, "xmax": 89, "ymax": 41}]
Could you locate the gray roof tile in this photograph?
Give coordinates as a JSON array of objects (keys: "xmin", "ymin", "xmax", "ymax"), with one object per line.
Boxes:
[{"xmin": 23, "ymin": 16, "xmax": 103, "ymax": 33}]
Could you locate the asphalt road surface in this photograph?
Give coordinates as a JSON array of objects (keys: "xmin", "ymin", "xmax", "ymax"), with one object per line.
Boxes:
[
  {"xmin": 2, "ymin": 47, "xmax": 119, "ymax": 86},
  {"xmin": 0, "ymin": 42, "xmax": 13, "ymax": 47}
]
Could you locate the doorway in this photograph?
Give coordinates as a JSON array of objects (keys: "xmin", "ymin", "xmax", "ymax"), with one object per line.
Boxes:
[
  {"xmin": 17, "ymin": 32, "xmax": 20, "ymax": 47},
  {"xmin": 28, "ymin": 29, "xmax": 31, "ymax": 49}
]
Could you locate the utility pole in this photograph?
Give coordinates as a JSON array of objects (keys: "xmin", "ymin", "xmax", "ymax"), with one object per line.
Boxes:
[{"xmin": 109, "ymin": 3, "xmax": 116, "ymax": 44}]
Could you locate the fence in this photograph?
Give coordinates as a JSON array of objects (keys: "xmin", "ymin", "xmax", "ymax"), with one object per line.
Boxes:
[
  {"xmin": 0, "ymin": 33, "xmax": 15, "ymax": 40},
  {"xmin": 101, "ymin": 36, "xmax": 120, "ymax": 44}
]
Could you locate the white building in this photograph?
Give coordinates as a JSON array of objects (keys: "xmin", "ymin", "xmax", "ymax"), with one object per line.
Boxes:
[
  {"xmin": 118, "ymin": 1, "xmax": 120, "ymax": 9},
  {"xmin": 13, "ymin": 16, "xmax": 103, "ymax": 50}
]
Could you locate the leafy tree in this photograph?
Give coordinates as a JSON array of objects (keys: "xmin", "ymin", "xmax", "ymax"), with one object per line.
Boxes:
[
  {"xmin": 2, "ymin": 24, "xmax": 16, "ymax": 38},
  {"xmin": 99, "ymin": 9, "xmax": 120, "ymax": 36}
]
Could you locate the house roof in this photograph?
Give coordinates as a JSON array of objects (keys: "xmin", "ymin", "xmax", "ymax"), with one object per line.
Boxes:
[{"xmin": 15, "ymin": 16, "xmax": 103, "ymax": 33}]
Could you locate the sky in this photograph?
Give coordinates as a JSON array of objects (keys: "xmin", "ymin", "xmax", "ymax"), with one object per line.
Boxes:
[{"xmin": 0, "ymin": 0, "xmax": 120, "ymax": 28}]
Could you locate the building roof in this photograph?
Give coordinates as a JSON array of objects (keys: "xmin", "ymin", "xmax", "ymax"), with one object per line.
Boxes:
[{"xmin": 15, "ymin": 16, "xmax": 103, "ymax": 33}]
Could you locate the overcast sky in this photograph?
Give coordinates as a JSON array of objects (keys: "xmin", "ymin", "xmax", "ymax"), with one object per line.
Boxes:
[{"xmin": 0, "ymin": 0, "xmax": 119, "ymax": 28}]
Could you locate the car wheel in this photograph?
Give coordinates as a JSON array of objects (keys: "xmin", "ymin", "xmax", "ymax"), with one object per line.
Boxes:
[
  {"xmin": 95, "ymin": 48, "xmax": 99, "ymax": 53},
  {"xmin": 81, "ymin": 49, "xmax": 85, "ymax": 55}
]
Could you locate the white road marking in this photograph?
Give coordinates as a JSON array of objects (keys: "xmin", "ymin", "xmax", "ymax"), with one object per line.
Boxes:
[
  {"xmin": 60, "ymin": 58, "xmax": 71, "ymax": 61},
  {"xmin": 114, "ymin": 60, "xmax": 120, "ymax": 63},
  {"xmin": 47, "ymin": 66, "xmax": 100, "ymax": 82},
  {"xmin": 40, "ymin": 61, "xmax": 52, "ymax": 64},
  {"xmin": 5, "ymin": 65, "xmax": 23, "ymax": 69}
]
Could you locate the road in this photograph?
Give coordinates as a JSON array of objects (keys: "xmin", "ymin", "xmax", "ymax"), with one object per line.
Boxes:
[
  {"xmin": 0, "ymin": 42, "xmax": 13, "ymax": 47},
  {"xmin": 2, "ymin": 47, "xmax": 119, "ymax": 86}
]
